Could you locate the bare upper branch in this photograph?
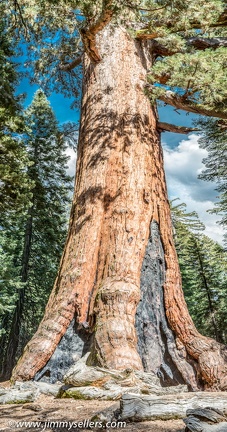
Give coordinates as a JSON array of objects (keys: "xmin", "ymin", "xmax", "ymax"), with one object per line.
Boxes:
[
  {"xmin": 151, "ymin": 38, "xmax": 227, "ymax": 57},
  {"xmin": 157, "ymin": 122, "xmax": 199, "ymax": 134},
  {"xmin": 187, "ymin": 37, "xmax": 227, "ymax": 50},
  {"xmin": 155, "ymin": 90, "xmax": 227, "ymax": 119},
  {"xmin": 59, "ymin": 54, "xmax": 83, "ymax": 72}
]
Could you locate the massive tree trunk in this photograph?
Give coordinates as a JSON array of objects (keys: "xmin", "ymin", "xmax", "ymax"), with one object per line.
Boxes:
[{"xmin": 11, "ymin": 25, "xmax": 227, "ymax": 390}]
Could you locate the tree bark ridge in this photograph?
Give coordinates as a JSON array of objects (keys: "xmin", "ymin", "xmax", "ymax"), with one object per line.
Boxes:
[
  {"xmin": 11, "ymin": 26, "xmax": 157, "ymax": 380},
  {"xmin": 136, "ymin": 220, "xmax": 199, "ymax": 390}
]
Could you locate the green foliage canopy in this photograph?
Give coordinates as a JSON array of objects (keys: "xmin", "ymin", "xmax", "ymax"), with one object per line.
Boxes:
[
  {"xmin": 1, "ymin": 0, "xmax": 226, "ymax": 117},
  {"xmin": 0, "ymin": 19, "xmax": 32, "ymax": 220}
]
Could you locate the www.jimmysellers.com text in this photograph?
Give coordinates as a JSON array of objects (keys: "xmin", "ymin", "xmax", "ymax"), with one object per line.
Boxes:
[{"xmin": 8, "ymin": 419, "xmax": 127, "ymax": 430}]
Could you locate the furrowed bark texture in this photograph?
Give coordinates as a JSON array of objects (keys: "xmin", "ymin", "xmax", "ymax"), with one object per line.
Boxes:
[
  {"xmin": 12, "ymin": 26, "xmax": 156, "ymax": 380},
  {"xmin": 136, "ymin": 221, "xmax": 199, "ymax": 390},
  {"xmin": 86, "ymin": 27, "xmax": 157, "ymax": 370},
  {"xmin": 12, "ymin": 25, "xmax": 227, "ymax": 389}
]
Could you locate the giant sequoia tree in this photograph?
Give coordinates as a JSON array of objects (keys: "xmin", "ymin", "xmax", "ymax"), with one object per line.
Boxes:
[{"xmin": 7, "ymin": 0, "xmax": 227, "ymax": 390}]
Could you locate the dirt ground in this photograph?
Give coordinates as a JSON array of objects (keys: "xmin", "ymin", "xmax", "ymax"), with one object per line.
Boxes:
[{"xmin": 0, "ymin": 393, "xmax": 185, "ymax": 432}]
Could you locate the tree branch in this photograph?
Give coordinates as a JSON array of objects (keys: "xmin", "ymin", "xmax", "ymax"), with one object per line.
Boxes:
[
  {"xmin": 14, "ymin": 0, "xmax": 29, "ymax": 39},
  {"xmin": 151, "ymin": 37, "xmax": 227, "ymax": 57},
  {"xmin": 151, "ymin": 40, "xmax": 179, "ymax": 56},
  {"xmin": 136, "ymin": 30, "xmax": 159, "ymax": 40},
  {"xmin": 157, "ymin": 91, "xmax": 227, "ymax": 119},
  {"xmin": 157, "ymin": 122, "xmax": 199, "ymax": 134},
  {"xmin": 187, "ymin": 37, "xmax": 227, "ymax": 50},
  {"xmin": 59, "ymin": 54, "xmax": 83, "ymax": 72},
  {"xmin": 80, "ymin": 0, "xmax": 114, "ymax": 62}
]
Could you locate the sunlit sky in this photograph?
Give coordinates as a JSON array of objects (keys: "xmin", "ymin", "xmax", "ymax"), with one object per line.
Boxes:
[{"xmin": 17, "ymin": 77, "xmax": 224, "ymax": 245}]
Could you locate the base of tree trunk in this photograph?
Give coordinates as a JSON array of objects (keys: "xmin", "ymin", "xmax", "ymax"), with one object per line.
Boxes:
[
  {"xmin": 34, "ymin": 320, "xmax": 92, "ymax": 383},
  {"xmin": 136, "ymin": 221, "xmax": 199, "ymax": 390},
  {"xmin": 33, "ymin": 221, "xmax": 199, "ymax": 390},
  {"xmin": 11, "ymin": 215, "xmax": 227, "ymax": 388},
  {"xmin": 17, "ymin": 220, "xmax": 225, "ymax": 393}
]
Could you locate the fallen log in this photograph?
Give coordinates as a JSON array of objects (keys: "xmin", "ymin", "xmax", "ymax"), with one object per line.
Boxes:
[
  {"xmin": 184, "ymin": 416, "xmax": 227, "ymax": 432},
  {"xmin": 184, "ymin": 407, "xmax": 227, "ymax": 432},
  {"xmin": 120, "ymin": 392, "xmax": 227, "ymax": 421}
]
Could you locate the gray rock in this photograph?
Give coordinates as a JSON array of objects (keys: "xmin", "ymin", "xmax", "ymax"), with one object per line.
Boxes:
[
  {"xmin": 184, "ymin": 417, "xmax": 227, "ymax": 432},
  {"xmin": 120, "ymin": 392, "xmax": 227, "ymax": 421},
  {"xmin": 59, "ymin": 384, "xmax": 141, "ymax": 400},
  {"xmin": 32, "ymin": 381, "xmax": 61, "ymax": 396},
  {"xmin": 64, "ymin": 353, "xmax": 108, "ymax": 387},
  {"xmin": 14, "ymin": 380, "xmax": 61, "ymax": 396},
  {"xmin": 0, "ymin": 386, "xmax": 7, "ymax": 396},
  {"xmin": 0, "ymin": 379, "xmax": 62, "ymax": 405},
  {"xmin": 0, "ymin": 388, "xmax": 36, "ymax": 404},
  {"xmin": 90, "ymin": 403, "xmax": 120, "ymax": 424},
  {"xmin": 186, "ymin": 408, "xmax": 226, "ymax": 423}
]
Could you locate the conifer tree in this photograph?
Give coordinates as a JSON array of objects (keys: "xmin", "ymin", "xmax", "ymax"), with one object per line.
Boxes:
[
  {"xmin": 0, "ymin": 18, "xmax": 31, "ymax": 221},
  {"xmin": 3, "ymin": 0, "xmax": 227, "ymax": 389},
  {"xmin": 197, "ymin": 118, "xmax": 227, "ymax": 244},
  {"xmin": 171, "ymin": 200, "xmax": 227, "ymax": 345},
  {"xmin": 0, "ymin": 90, "xmax": 73, "ymax": 379},
  {"xmin": 0, "ymin": 17, "xmax": 31, "ymax": 362}
]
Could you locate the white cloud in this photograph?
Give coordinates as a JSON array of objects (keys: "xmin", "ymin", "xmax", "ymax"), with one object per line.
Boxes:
[
  {"xmin": 65, "ymin": 147, "xmax": 77, "ymax": 177},
  {"xmin": 163, "ymin": 134, "xmax": 225, "ymax": 245}
]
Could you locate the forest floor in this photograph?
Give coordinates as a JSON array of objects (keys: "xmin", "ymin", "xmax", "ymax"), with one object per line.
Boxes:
[{"xmin": 0, "ymin": 389, "xmax": 185, "ymax": 432}]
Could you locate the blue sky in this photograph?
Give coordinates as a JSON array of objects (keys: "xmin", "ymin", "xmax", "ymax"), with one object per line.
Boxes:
[{"xmin": 18, "ymin": 77, "xmax": 224, "ymax": 244}]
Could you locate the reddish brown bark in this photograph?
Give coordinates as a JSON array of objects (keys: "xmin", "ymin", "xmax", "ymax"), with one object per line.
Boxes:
[
  {"xmin": 12, "ymin": 26, "xmax": 156, "ymax": 380},
  {"xmin": 80, "ymin": 0, "xmax": 114, "ymax": 62},
  {"xmin": 12, "ymin": 25, "xmax": 227, "ymax": 390}
]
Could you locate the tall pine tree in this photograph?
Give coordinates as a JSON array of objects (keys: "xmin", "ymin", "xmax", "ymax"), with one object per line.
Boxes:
[
  {"xmin": 0, "ymin": 90, "xmax": 73, "ymax": 379},
  {"xmin": 0, "ymin": 16, "xmax": 31, "ymax": 359},
  {"xmin": 0, "ymin": 18, "xmax": 31, "ymax": 221},
  {"xmin": 197, "ymin": 118, "xmax": 227, "ymax": 244},
  {"xmin": 171, "ymin": 200, "xmax": 227, "ymax": 345}
]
